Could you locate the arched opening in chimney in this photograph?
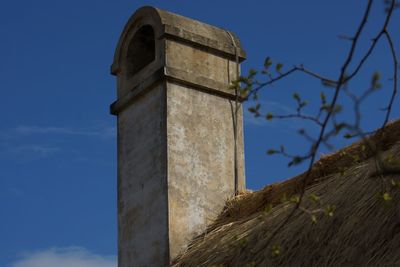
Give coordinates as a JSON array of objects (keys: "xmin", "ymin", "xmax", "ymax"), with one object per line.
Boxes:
[{"xmin": 126, "ymin": 25, "xmax": 155, "ymax": 76}]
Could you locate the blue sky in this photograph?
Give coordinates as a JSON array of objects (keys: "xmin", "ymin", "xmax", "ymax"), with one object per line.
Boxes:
[{"xmin": 1, "ymin": 1, "xmax": 399, "ymax": 266}]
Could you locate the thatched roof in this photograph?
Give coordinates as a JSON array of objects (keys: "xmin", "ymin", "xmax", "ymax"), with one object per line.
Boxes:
[{"xmin": 172, "ymin": 120, "xmax": 400, "ymax": 266}]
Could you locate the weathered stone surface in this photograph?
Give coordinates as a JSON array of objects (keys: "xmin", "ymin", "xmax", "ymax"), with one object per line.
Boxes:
[
  {"xmin": 167, "ymin": 83, "xmax": 245, "ymax": 257},
  {"xmin": 117, "ymin": 84, "xmax": 169, "ymax": 266},
  {"xmin": 110, "ymin": 6, "xmax": 246, "ymax": 267}
]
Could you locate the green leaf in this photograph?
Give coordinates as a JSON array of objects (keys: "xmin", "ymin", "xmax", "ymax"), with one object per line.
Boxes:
[
  {"xmin": 267, "ymin": 149, "xmax": 278, "ymax": 155},
  {"xmin": 320, "ymin": 104, "xmax": 329, "ymax": 111},
  {"xmin": 299, "ymin": 101, "xmax": 308, "ymax": 108},
  {"xmin": 276, "ymin": 63, "xmax": 283, "ymax": 73},
  {"xmin": 271, "ymin": 244, "xmax": 280, "ymax": 257},
  {"xmin": 288, "ymin": 156, "xmax": 302, "ymax": 167},
  {"xmin": 240, "ymin": 88, "xmax": 249, "ymax": 97},
  {"xmin": 334, "ymin": 123, "xmax": 345, "ymax": 132},
  {"xmin": 264, "ymin": 57, "xmax": 272, "ymax": 69},
  {"xmin": 320, "ymin": 92, "xmax": 327, "ymax": 104},
  {"xmin": 391, "ymin": 179, "xmax": 400, "ymax": 188},
  {"xmin": 248, "ymin": 69, "xmax": 257, "ymax": 77},
  {"xmin": 309, "ymin": 193, "xmax": 320, "ymax": 203},
  {"xmin": 293, "ymin": 92, "xmax": 301, "ymax": 102},
  {"xmin": 333, "ymin": 104, "xmax": 343, "ymax": 113},
  {"xmin": 248, "ymin": 107, "xmax": 256, "ymax": 113},
  {"xmin": 343, "ymin": 133, "xmax": 353, "ymax": 139},
  {"xmin": 386, "ymin": 153, "xmax": 394, "ymax": 163},
  {"xmin": 266, "ymin": 112, "xmax": 274, "ymax": 120},
  {"xmin": 371, "ymin": 71, "xmax": 382, "ymax": 89},
  {"xmin": 383, "ymin": 192, "xmax": 392, "ymax": 201},
  {"xmin": 352, "ymin": 154, "xmax": 360, "ymax": 162},
  {"xmin": 311, "ymin": 214, "xmax": 317, "ymax": 224},
  {"xmin": 229, "ymin": 80, "xmax": 239, "ymax": 90},
  {"xmin": 325, "ymin": 205, "xmax": 336, "ymax": 217},
  {"xmin": 290, "ymin": 195, "xmax": 300, "ymax": 204},
  {"xmin": 252, "ymin": 92, "xmax": 258, "ymax": 101}
]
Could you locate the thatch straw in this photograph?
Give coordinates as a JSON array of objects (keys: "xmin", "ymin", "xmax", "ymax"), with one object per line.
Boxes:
[
  {"xmin": 212, "ymin": 119, "xmax": 400, "ymax": 230},
  {"xmin": 172, "ymin": 120, "xmax": 400, "ymax": 266}
]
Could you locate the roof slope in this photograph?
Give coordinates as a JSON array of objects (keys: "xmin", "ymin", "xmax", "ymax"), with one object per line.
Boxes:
[{"xmin": 172, "ymin": 120, "xmax": 400, "ymax": 266}]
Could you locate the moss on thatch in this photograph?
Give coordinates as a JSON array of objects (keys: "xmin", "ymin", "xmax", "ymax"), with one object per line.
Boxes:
[{"xmin": 172, "ymin": 120, "xmax": 400, "ymax": 266}]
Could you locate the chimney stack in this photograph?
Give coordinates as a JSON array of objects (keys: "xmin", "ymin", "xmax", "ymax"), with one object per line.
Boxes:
[{"xmin": 110, "ymin": 6, "xmax": 246, "ymax": 266}]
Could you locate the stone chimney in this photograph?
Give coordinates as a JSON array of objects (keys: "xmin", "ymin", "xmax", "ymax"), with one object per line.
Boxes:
[{"xmin": 110, "ymin": 6, "xmax": 246, "ymax": 267}]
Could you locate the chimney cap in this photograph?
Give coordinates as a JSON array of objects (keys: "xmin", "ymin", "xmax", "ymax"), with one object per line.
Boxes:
[{"xmin": 111, "ymin": 6, "xmax": 246, "ymax": 75}]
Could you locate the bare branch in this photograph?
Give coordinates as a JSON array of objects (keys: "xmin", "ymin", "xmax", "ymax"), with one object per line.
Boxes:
[{"xmin": 382, "ymin": 30, "xmax": 398, "ymax": 127}]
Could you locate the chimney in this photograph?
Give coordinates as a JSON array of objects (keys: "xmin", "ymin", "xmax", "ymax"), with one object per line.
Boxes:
[{"xmin": 110, "ymin": 6, "xmax": 246, "ymax": 266}]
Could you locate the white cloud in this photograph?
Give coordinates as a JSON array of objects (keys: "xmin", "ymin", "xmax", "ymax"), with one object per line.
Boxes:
[
  {"xmin": 14, "ymin": 125, "xmax": 116, "ymax": 138},
  {"xmin": 0, "ymin": 144, "xmax": 61, "ymax": 162},
  {"xmin": 13, "ymin": 145, "xmax": 60, "ymax": 157},
  {"xmin": 10, "ymin": 247, "xmax": 116, "ymax": 267},
  {"xmin": 7, "ymin": 187, "xmax": 24, "ymax": 198},
  {"xmin": 243, "ymin": 100, "xmax": 296, "ymax": 128}
]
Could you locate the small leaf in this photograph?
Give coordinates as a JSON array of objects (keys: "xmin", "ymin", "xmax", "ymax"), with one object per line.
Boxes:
[
  {"xmin": 267, "ymin": 149, "xmax": 278, "ymax": 155},
  {"xmin": 311, "ymin": 214, "xmax": 317, "ymax": 224},
  {"xmin": 240, "ymin": 88, "xmax": 249, "ymax": 97},
  {"xmin": 299, "ymin": 101, "xmax": 308, "ymax": 109},
  {"xmin": 266, "ymin": 112, "xmax": 274, "ymax": 120},
  {"xmin": 288, "ymin": 156, "xmax": 302, "ymax": 167},
  {"xmin": 248, "ymin": 104, "xmax": 260, "ymax": 117},
  {"xmin": 391, "ymin": 179, "xmax": 400, "ymax": 188},
  {"xmin": 383, "ymin": 192, "xmax": 392, "ymax": 201},
  {"xmin": 252, "ymin": 92, "xmax": 258, "ymax": 101},
  {"xmin": 264, "ymin": 57, "xmax": 272, "ymax": 69},
  {"xmin": 385, "ymin": 153, "xmax": 394, "ymax": 163},
  {"xmin": 320, "ymin": 92, "xmax": 327, "ymax": 104},
  {"xmin": 271, "ymin": 244, "xmax": 280, "ymax": 257},
  {"xmin": 352, "ymin": 155, "xmax": 360, "ymax": 162},
  {"xmin": 309, "ymin": 193, "xmax": 320, "ymax": 203},
  {"xmin": 333, "ymin": 104, "xmax": 343, "ymax": 113},
  {"xmin": 230, "ymin": 80, "xmax": 239, "ymax": 90},
  {"xmin": 334, "ymin": 123, "xmax": 345, "ymax": 132},
  {"xmin": 325, "ymin": 205, "xmax": 336, "ymax": 217},
  {"xmin": 248, "ymin": 69, "xmax": 257, "ymax": 77},
  {"xmin": 371, "ymin": 71, "xmax": 382, "ymax": 89},
  {"xmin": 290, "ymin": 195, "xmax": 300, "ymax": 204},
  {"xmin": 320, "ymin": 104, "xmax": 329, "ymax": 111},
  {"xmin": 276, "ymin": 63, "xmax": 283, "ymax": 73},
  {"xmin": 343, "ymin": 133, "xmax": 353, "ymax": 139},
  {"xmin": 293, "ymin": 92, "xmax": 301, "ymax": 102},
  {"xmin": 248, "ymin": 107, "xmax": 256, "ymax": 113}
]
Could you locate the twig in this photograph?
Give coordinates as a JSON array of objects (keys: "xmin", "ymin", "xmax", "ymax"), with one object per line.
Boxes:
[{"xmin": 382, "ymin": 30, "xmax": 398, "ymax": 127}]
